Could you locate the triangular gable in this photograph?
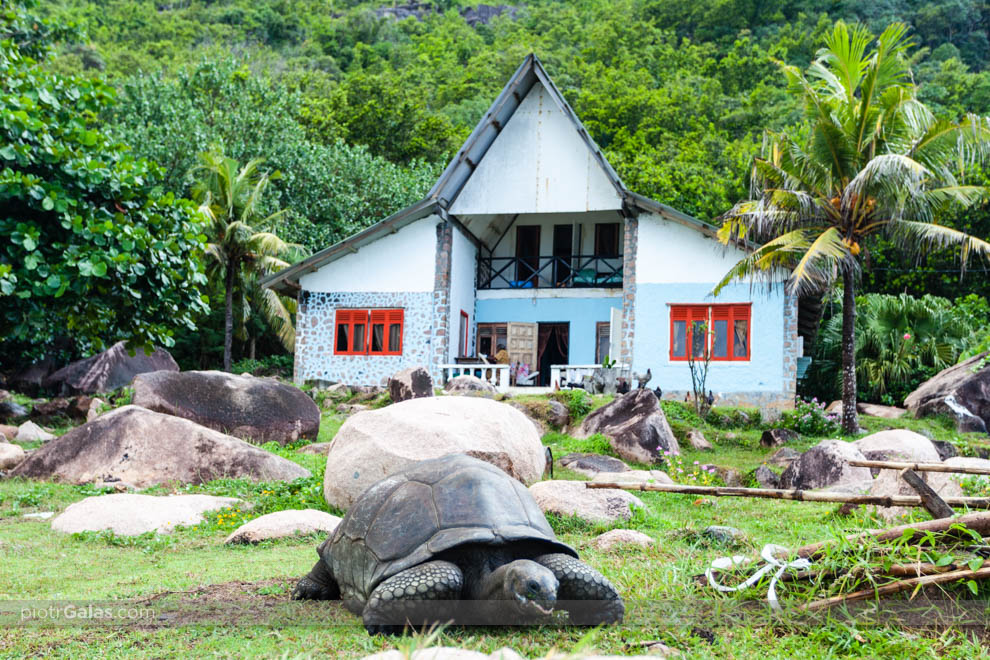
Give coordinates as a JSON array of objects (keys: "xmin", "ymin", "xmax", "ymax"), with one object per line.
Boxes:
[
  {"xmin": 449, "ymin": 81, "xmax": 623, "ymax": 214},
  {"xmin": 430, "ymin": 54, "xmax": 626, "ymax": 213}
]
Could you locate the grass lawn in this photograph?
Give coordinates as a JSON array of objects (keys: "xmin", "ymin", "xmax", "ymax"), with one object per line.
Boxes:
[{"xmin": 1, "ymin": 400, "xmax": 989, "ymax": 658}]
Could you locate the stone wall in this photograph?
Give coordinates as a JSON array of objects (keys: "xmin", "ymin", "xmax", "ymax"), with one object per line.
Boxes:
[
  {"xmin": 431, "ymin": 221, "xmax": 453, "ymax": 381},
  {"xmin": 619, "ymin": 215, "xmax": 638, "ymax": 366},
  {"xmin": 293, "ymin": 290, "xmax": 434, "ymax": 386}
]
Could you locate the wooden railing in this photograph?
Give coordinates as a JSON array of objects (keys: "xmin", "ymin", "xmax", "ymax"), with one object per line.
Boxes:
[
  {"xmin": 439, "ymin": 364, "xmax": 511, "ymax": 393},
  {"xmin": 477, "ymin": 255, "xmax": 623, "ymax": 289}
]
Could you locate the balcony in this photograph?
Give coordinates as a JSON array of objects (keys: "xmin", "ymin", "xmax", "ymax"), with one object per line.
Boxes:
[{"xmin": 477, "ymin": 255, "xmax": 623, "ymax": 290}]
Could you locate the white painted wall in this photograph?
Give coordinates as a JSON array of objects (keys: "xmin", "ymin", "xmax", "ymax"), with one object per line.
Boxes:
[
  {"xmin": 299, "ymin": 215, "xmax": 440, "ymax": 293},
  {"xmin": 449, "ymin": 224, "xmax": 477, "ymax": 360},
  {"xmin": 636, "ymin": 213, "xmax": 752, "ymax": 284},
  {"xmin": 450, "ymin": 82, "xmax": 623, "ymax": 215}
]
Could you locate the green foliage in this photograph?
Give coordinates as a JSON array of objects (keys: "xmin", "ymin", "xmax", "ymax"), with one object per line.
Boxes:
[
  {"xmin": 0, "ymin": 3, "xmax": 208, "ymax": 361},
  {"xmin": 705, "ymin": 406, "xmax": 764, "ymax": 430},
  {"xmin": 230, "ymin": 354, "xmax": 294, "ymax": 377},
  {"xmin": 774, "ymin": 397, "xmax": 840, "ymax": 436},
  {"xmin": 550, "ymin": 389, "xmax": 592, "ymax": 420},
  {"xmin": 806, "ymin": 293, "xmax": 987, "ymax": 404}
]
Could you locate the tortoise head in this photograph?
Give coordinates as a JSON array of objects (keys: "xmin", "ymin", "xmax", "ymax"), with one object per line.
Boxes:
[{"xmin": 503, "ymin": 560, "xmax": 558, "ymax": 617}]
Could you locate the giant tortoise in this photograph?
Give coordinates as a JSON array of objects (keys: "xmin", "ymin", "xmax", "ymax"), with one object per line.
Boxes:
[{"xmin": 292, "ymin": 453, "xmax": 624, "ymax": 634}]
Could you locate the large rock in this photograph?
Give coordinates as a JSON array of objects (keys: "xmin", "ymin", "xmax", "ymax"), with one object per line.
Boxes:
[
  {"xmin": 0, "ymin": 424, "xmax": 18, "ymax": 441},
  {"xmin": 11, "ymin": 406, "xmax": 310, "ymax": 488},
  {"xmin": 852, "ymin": 430, "xmax": 941, "ymax": 475},
  {"xmin": 905, "ymin": 353, "xmax": 990, "ymax": 433},
  {"xmin": 43, "ymin": 342, "xmax": 178, "ymax": 396},
  {"xmin": 868, "ymin": 456, "xmax": 990, "ymax": 521},
  {"xmin": 388, "ymin": 366, "xmax": 434, "ymax": 403},
  {"xmin": 51, "ymin": 493, "xmax": 246, "ymax": 536},
  {"xmin": 444, "ymin": 375, "xmax": 497, "ymax": 397},
  {"xmin": 0, "ymin": 442, "xmax": 26, "ymax": 469},
  {"xmin": 827, "ymin": 401, "xmax": 907, "ymax": 419},
  {"xmin": 132, "ymin": 370, "xmax": 320, "ymax": 445},
  {"xmin": 779, "ymin": 440, "xmax": 873, "ymax": 492},
  {"xmin": 7, "ymin": 357, "xmax": 56, "ymax": 395},
  {"xmin": 0, "ymin": 399, "xmax": 29, "ymax": 422},
  {"xmin": 15, "ymin": 421, "xmax": 55, "ymax": 443},
  {"xmin": 323, "ymin": 397, "xmax": 545, "ymax": 510},
  {"xmin": 577, "ymin": 389, "xmax": 680, "ymax": 463},
  {"xmin": 528, "ymin": 480, "xmax": 644, "ymax": 524},
  {"xmin": 30, "ymin": 396, "xmax": 93, "ymax": 423},
  {"xmin": 749, "ymin": 465, "xmax": 780, "ymax": 488},
  {"xmin": 557, "ymin": 453, "xmax": 630, "ymax": 478},
  {"xmin": 223, "ymin": 509, "xmax": 341, "ymax": 544},
  {"xmin": 509, "ymin": 399, "xmax": 570, "ymax": 433}
]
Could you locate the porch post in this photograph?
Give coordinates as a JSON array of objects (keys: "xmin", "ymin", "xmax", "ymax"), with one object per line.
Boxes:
[
  {"xmin": 619, "ymin": 215, "xmax": 638, "ymax": 368},
  {"xmin": 432, "ymin": 219, "xmax": 454, "ymax": 383}
]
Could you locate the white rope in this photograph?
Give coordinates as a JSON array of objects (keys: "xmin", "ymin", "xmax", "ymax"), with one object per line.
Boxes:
[{"xmin": 705, "ymin": 544, "xmax": 812, "ymax": 611}]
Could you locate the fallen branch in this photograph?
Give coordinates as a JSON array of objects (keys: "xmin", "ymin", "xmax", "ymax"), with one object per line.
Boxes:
[
  {"xmin": 797, "ymin": 565, "xmax": 990, "ymax": 612},
  {"xmin": 794, "ymin": 511, "xmax": 990, "ymax": 559},
  {"xmin": 848, "ymin": 459, "xmax": 990, "ymax": 475},
  {"xmin": 900, "ymin": 468, "xmax": 954, "ymax": 519},
  {"xmin": 585, "ymin": 481, "xmax": 990, "ymax": 509}
]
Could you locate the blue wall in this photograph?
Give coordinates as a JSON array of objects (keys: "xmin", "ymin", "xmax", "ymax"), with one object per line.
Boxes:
[
  {"xmin": 475, "ymin": 296, "xmax": 621, "ymax": 363},
  {"xmin": 632, "ymin": 282, "xmax": 787, "ymax": 394}
]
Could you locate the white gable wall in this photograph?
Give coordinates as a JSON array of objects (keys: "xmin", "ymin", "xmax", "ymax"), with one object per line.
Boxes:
[
  {"xmin": 298, "ymin": 215, "xmax": 441, "ymax": 293},
  {"xmin": 449, "ymin": 82, "xmax": 623, "ymax": 215},
  {"xmin": 636, "ymin": 214, "xmax": 749, "ymax": 284}
]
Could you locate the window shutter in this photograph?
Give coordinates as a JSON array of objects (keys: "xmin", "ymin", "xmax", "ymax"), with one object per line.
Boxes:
[
  {"xmin": 671, "ymin": 306, "xmax": 690, "ymax": 320},
  {"xmin": 712, "ymin": 306, "xmax": 731, "ymax": 320}
]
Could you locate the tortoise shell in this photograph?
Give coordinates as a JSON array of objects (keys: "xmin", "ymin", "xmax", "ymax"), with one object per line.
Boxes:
[{"xmin": 324, "ymin": 453, "xmax": 577, "ymax": 603}]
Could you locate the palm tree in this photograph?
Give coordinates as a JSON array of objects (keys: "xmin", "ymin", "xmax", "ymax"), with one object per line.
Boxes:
[
  {"xmin": 714, "ymin": 22, "xmax": 990, "ymax": 434},
  {"xmin": 191, "ymin": 151, "xmax": 305, "ymax": 371}
]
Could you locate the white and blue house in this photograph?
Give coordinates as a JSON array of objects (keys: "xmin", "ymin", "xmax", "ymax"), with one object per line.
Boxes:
[{"xmin": 263, "ymin": 55, "xmax": 799, "ymax": 410}]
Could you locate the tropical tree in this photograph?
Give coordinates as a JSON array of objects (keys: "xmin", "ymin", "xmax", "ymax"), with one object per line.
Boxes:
[
  {"xmin": 714, "ymin": 21, "xmax": 990, "ymax": 434},
  {"xmin": 191, "ymin": 151, "xmax": 305, "ymax": 371}
]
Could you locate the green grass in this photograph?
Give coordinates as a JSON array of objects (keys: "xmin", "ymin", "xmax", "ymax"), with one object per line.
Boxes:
[{"xmin": 1, "ymin": 403, "xmax": 988, "ymax": 657}]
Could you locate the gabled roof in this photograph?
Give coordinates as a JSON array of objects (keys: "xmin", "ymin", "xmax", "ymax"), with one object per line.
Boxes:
[{"xmin": 262, "ymin": 54, "xmax": 735, "ymax": 295}]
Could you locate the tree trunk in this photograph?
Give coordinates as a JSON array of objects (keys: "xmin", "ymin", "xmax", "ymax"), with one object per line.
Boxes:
[
  {"xmin": 249, "ymin": 335, "xmax": 256, "ymax": 360},
  {"xmin": 224, "ymin": 260, "xmax": 235, "ymax": 372},
  {"xmin": 840, "ymin": 266, "xmax": 860, "ymax": 435}
]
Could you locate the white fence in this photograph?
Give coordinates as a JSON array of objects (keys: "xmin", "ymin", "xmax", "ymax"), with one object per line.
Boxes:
[
  {"xmin": 550, "ymin": 364, "xmax": 630, "ymax": 390},
  {"xmin": 439, "ymin": 364, "xmax": 511, "ymax": 393}
]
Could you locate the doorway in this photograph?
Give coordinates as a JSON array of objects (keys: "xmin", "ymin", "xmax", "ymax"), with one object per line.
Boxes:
[
  {"xmin": 515, "ymin": 225, "xmax": 541, "ymax": 285},
  {"xmin": 552, "ymin": 224, "xmax": 572, "ymax": 286},
  {"xmin": 537, "ymin": 322, "xmax": 569, "ymax": 386}
]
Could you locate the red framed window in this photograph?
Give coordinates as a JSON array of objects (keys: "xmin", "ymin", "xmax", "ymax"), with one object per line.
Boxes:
[
  {"xmin": 669, "ymin": 304, "xmax": 750, "ymax": 361},
  {"xmin": 335, "ymin": 309, "xmax": 403, "ymax": 356}
]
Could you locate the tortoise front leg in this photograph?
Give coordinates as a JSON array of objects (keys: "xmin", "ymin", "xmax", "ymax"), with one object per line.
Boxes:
[
  {"xmin": 534, "ymin": 553, "xmax": 624, "ymax": 625},
  {"xmin": 362, "ymin": 560, "xmax": 464, "ymax": 635},
  {"xmin": 291, "ymin": 558, "xmax": 341, "ymax": 601}
]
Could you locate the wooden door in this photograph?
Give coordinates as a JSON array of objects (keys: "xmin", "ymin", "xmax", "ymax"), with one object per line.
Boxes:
[{"xmin": 507, "ymin": 322, "xmax": 538, "ymax": 373}]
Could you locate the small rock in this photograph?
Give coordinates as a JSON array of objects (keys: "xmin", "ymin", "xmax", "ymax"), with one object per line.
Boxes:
[
  {"xmin": 336, "ymin": 403, "xmax": 370, "ymax": 416},
  {"xmin": 760, "ymin": 428, "xmax": 798, "ymax": 448},
  {"xmin": 701, "ymin": 465, "xmax": 742, "ymax": 486},
  {"xmin": 932, "ymin": 440, "xmax": 959, "ymax": 461},
  {"xmin": 702, "ymin": 525, "xmax": 748, "ymax": 546},
  {"xmin": 363, "ymin": 648, "xmax": 525, "ymax": 660},
  {"xmin": 51, "ymin": 493, "xmax": 248, "ymax": 536},
  {"xmin": 325, "ymin": 383, "xmax": 350, "ymax": 398},
  {"xmin": 0, "ymin": 424, "xmax": 17, "ymax": 441},
  {"xmin": 557, "ymin": 453, "xmax": 630, "ymax": 478},
  {"xmin": 590, "ymin": 470, "xmax": 673, "ymax": 485},
  {"xmin": 0, "ymin": 442, "xmax": 25, "ymax": 469},
  {"xmin": 590, "ymin": 529, "xmax": 654, "ymax": 551},
  {"xmin": 856, "ymin": 402, "xmax": 907, "ymax": 419},
  {"xmin": 93, "ymin": 480, "xmax": 137, "ymax": 492},
  {"xmin": 86, "ymin": 398, "xmax": 106, "ymax": 422},
  {"xmin": 388, "ymin": 366, "xmax": 434, "ymax": 403},
  {"xmin": 0, "ymin": 389, "xmax": 9, "ymax": 402},
  {"xmin": 765, "ymin": 447, "xmax": 801, "ymax": 467},
  {"xmin": 296, "ymin": 442, "xmax": 333, "ymax": 456},
  {"xmin": 31, "ymin": 396, "xmax": 93, "ymax": 423},
  {"xmin": 16, "ymin": 421, "xmax": 55, "ymax": 443},
  {"xmin": 22, "ymin": 511, "xmax": 55, "ymax": 520},
  {"xmin": 444, "ymin": 375, "xmax": 497, "ymax": 396},
  {"xmin": 779, "ymin": 439, "xmax": 873, "ymax": 492},
  {"xmin": 749, "ymin": 465, "xmax": 780, "ymax": 488},
  {"xmin": 224, "ymin": 509, "xmax": 342, "ymax": 544},
  {"xmin": 528, "ymin": 480, "xmax": 643, "ymax": 524},
  {"xmin": 686, "ymin": 430, "xmax": 712, "ymax": 451},
  {"xmin": 0, "ymin": 400, "xmax": 29, "ymax": 422}
]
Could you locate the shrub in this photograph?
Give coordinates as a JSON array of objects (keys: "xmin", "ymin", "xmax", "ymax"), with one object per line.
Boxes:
[{"xmin": 775, "ymin": 397, "xmax": 839, "ymax": 436}]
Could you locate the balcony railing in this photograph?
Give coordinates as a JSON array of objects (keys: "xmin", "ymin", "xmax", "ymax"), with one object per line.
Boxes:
[{"xmin": 477, "ymin": 255, "xmax": 623, "ymax": 290}]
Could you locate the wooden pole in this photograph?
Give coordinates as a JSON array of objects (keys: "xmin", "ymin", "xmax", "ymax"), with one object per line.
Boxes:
[
  {"xmin": 848, "ymin": 459, "xmax": 990, "ymax": 475},
  {"xmin": 900, "ymin": 468, "xmax": 954, "ymax": 519},
  {"xmin": 585, "ymin": 481, "xmax": 990, "ymax": 509},
  {"xmin": 794, "ymin": 511, "xmax": 990, "ymax": 559},
  {"xmin": 797, "ymin": 565, "xmax": 990, "ymax": 612}
]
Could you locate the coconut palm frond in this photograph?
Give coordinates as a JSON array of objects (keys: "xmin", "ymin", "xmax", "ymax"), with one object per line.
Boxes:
[
  {"xmin": 257, "ymin": 285, "xmax": 296, "ymax": 352},
  {"xmin": 891, "ymin": 221, "xmax": 990, "ymax": 273},
  {"xmin": 787, "ymin": 227, "xmax": 848, "ymax": 296}
]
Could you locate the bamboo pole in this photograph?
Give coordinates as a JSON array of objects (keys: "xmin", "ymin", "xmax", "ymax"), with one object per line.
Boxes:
[
  {"xmin": 797, "ymin": 565, "xmax": 990, "ymax": 612},
  {"xmin": 900, "ymin": 468, "xmax": 955, "ymax": 519},
  {"xmin": 794, "ymin": 511, "xmax": 990, "ymax": 559},
  {"xmin": 585, "ymin": 481, "xmax": 990, "ymax": 509},
  {"xmin": 848, "ymin": 459, "xmax": 990, "ymax": 475}
]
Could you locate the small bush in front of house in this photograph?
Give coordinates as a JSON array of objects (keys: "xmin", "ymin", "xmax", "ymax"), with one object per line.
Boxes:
[
  {"xmin": 775, "ymin": 397, "xmax": 839, "ymax": 436},
  {"xmin": 550, "ymin": 389, "xmax": 592, "ymax": 420},
  {"xmin": 705, "ymin": 406, "xmax": 763, "ymax": 430},
  {"xmin": 231, "ymin": 355, "xmax": 293, "ymax": 378}
]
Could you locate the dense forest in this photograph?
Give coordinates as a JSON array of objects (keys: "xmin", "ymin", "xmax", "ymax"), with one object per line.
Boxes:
[{"xmin": 5, "ymin": 0, "xmax": 990, "ymax": 399}]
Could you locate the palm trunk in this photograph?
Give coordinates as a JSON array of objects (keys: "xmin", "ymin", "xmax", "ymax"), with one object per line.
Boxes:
[
  {"xmin": 224, "ymin": 260, "xmax": 235, "ymax": 372},
  {"xmin": 840, "ymin": 266, "xmax": 860, "ymax": 435}
]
